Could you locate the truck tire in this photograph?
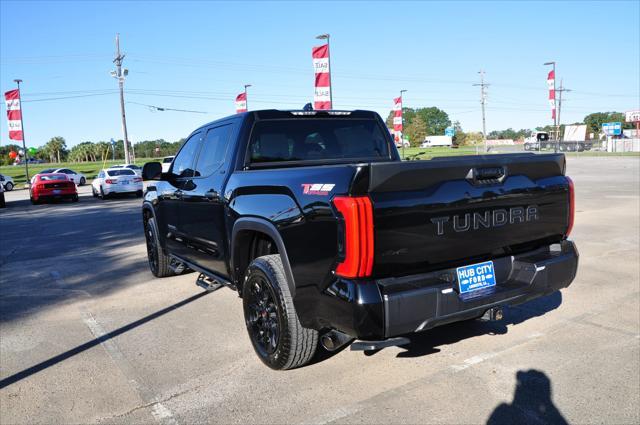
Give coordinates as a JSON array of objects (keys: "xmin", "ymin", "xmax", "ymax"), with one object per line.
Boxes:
[
  {"xmin": 243, "ymin": 254, "xmax": 318, "ymax": 370},
  {"xmin": 144, "ymin": 217, "xmax": 173, "ymax": 278}
]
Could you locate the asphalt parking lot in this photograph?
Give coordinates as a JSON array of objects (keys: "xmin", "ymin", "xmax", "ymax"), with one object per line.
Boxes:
[{"xmin": 1, "ymin": 156, "xmax": 639, "ymax": 424}]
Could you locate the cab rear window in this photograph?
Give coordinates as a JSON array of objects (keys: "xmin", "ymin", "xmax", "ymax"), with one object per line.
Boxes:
[{"xmin": 248, "ymin": 118, "xmax": 390, "ymax": 164}]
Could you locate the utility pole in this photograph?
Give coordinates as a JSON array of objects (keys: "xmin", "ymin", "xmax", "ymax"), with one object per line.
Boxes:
[
  {"xmin": 556, "ymin": 79, "xmax": 571, "ymax": 139},
  {"xmin": 13, "ymin": 79, "xmax": 30, "ymax": 185},
  {"xmin": 112, "ymin": 33, "xmax": 130, "ymax": 164},
  {"xmin": 556, "ymin": 79, "xmax": 572, "ymax": 150},
  {"xmin": 473, "ymin": 70, "xmax": 489, "ymax": 153}
]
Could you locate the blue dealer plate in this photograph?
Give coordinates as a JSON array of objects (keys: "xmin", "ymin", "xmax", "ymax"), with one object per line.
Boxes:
[{"xmin": 456, "ymin": 260, "xmax": 496, "ymax": 294}]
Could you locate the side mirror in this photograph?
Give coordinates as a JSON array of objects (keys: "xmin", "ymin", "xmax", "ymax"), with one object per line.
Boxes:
[{"xmin": 142, "ymin": 162, "xmax": 162, "ymax": 181}]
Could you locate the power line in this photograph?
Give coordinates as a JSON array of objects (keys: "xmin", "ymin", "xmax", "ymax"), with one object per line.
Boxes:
[{"xmin": 126, "ymin": 101, "xmax": 208, "ymax": 114}]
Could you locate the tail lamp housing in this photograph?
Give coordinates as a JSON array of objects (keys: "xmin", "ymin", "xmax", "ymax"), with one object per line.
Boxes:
[
  {"xmin": 332, "ymin": 196, "xmax": 374, "ymax": 278},
  {"xmin": 566, "ymin": 176, "xmax": 575, "ymax": 237}
]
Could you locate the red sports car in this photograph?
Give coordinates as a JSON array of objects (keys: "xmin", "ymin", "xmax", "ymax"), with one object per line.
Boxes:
[{"xmin": 30, "ymin": 173, "xmax": 79, "ymax": 204}]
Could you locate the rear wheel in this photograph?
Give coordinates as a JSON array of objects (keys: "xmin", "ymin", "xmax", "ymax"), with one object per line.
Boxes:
[
  {"xmin": 100, "ymin": 187, "xmax": 108, "ymax": 200},
  {"xmin": 92, "ymin": 186, "xmax": 98, "ymax": 197},
  {"xmin": 79, "ymin": 177, "xmax": 86, "ymax": 186},
  {"xmin": 144, "ymin": 217, "xmax": 173, "ymax": 277},
  {"xmin": 72, "ymin": 194, "xmax": 79, "ymax": 202},
  {"xmin": 243, "ymin": 255, "xmax": 318, "ymax": 370},
  {"xmin": 5, "ymin": 182, "xmax": 13, "ymax": 191}
]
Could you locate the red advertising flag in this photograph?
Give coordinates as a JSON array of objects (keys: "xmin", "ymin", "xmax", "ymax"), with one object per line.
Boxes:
[
  {"xmin": 312, "ymin": 44, "xmax": 332, "ymax": 110},
  {"xmin": 235, "ymin": 92, "xmax": 247, "ymax": 113},
  {"xmin": 392, "ymin": 97, "xmax": 403, "ymax": 141},
  {"xmin": 547, "ymin": 70, "xmax": 556, "ymax": 120},
  {"xmin": 4, "ymin": 89, "xmax": 23, "ymax": 141}
]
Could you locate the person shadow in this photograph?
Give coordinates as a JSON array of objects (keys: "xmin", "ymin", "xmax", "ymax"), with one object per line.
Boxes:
[{"xmin": 487, "ymin": 369, "xmax": 568, "ymax": 425}]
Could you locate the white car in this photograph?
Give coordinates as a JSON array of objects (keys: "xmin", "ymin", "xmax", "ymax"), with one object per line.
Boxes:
[
  {"xmin": 92, "ymin": 168, "xmax": 143, "ymax": 199},
  {"xmin": 161, "ymin": 156, "xmax": 175, "ymax": 173},
  {"xmin": 31, "ymin": 168, "xmax": 87, "ymax": 186},
  {"xmin": 0, "ymin": 173, "xmax": 15, "ymax": 191},
  {"xmin": 110, "ymin": 164, "xmax": 143, "ymax": 176}
]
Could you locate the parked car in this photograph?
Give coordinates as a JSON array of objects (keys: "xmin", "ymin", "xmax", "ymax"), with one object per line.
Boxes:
[
  {"xmin": 110, "ymin": 164, "xmax": 143, "ymax": 176},
  {"xmin": 0, "ymin": 173, "xmax": 15, "ymax": 191},
  {"xmin": 30, "ymin": 168, "xmax": 86, "ymax": 186},
  {"xmin": 161, "ymin": 156, "xmax": 175, "ymax": 173},
  {"xmin": 92, "ymin": 168, "xmax": 143, "ymax": 199},
  {"xmin": 0, "ymin": 183, "xmax": 5, "ymax": 208},
  {"xmin": 140, "ymin": 109, "xmax": 578, "ymax": 370},
  {"xmin": 30, "ymin": 173, "xmax": 78, "ymax": 204}
]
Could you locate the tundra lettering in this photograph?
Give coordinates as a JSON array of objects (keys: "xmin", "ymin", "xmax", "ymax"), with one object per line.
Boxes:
[{"xmin": 431, "ymin": 206, "xmax": 540, "ymax": 235}]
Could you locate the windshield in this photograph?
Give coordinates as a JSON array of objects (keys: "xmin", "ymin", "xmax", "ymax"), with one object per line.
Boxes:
[
  {"xmin": 248, "ymin": 118, "xmax": 390, "ymax": 164},
  {"xmin": 39, "ymin": 168, "xmax": 55, "ymax": 174},
  {"xmin": 39, "ymin": 175, "xmax": 67, "ymax": 181},
  {"xmin": 106, "ymin": 169, "xmax": 135, "ymax": 176}
]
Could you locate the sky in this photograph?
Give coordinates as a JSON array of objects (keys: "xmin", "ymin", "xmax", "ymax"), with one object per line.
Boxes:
[{"xmin": 1, "ymin": 0, "xmax": 639, "ymax": 148}]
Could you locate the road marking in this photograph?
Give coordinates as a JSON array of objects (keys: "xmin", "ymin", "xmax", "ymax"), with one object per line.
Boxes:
[{"xmin": 80, "ymin": 309, "xmax": 177, "ymax": 424}]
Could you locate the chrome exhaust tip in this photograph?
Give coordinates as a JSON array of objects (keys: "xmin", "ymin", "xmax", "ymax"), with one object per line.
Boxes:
[{"xmin": 321, "ymin": 330, "xmax": 354, "ymax": 351}]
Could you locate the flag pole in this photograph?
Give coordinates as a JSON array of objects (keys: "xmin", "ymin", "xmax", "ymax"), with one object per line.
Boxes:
[{"xmin": 13, "ymin": 79, "xmax": 30, "ymax": 186}]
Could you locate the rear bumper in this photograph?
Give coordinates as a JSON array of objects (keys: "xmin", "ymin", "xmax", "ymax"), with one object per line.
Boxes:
[
  {"xmin": 104, "ymin": 184, "xmax": 142, "ymax": 194},
  {"xmin": 320, "ymin": 240, "xmax": 578, "ymax": 340}
]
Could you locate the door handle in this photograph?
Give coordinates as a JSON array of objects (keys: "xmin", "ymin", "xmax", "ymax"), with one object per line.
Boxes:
[{"xmin": 205, "ymin": 190, "xmax": 219, "ymax": 201}]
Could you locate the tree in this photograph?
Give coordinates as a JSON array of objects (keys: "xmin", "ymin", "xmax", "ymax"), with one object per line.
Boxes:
[
  {"xmin": 583, "ymin": 112, "xmax": 631, "ymax": 137},
  {"xmin": 404, "ymin": 114, "xmax": 427, "ymax": 147},
  {"xmin": 416, "ymin": 107, "xmax": 451, "ymax": 136},
  {"xmin": 46, "ymin": 136, "xmax": 67, "ymax": 163},
  {"xmin": 385, "ymin": 106, "xmax": 450, "ymax": 140}
]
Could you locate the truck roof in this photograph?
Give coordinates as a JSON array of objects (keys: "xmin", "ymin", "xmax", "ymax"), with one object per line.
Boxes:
[{"xmin": 195, "ymin": 109, "xmax": 381, "ymax": 133}]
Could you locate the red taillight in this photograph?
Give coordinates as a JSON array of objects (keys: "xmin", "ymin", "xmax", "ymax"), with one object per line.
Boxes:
[
  {"xmin": 332, "ymin": 196, "xmax": 374, "ymax": 278},
  {"xmin": 105, "ymin": 179, "xmax": 116, "ymax": 184},
  {"xmin": 566, "ymin": 176, "xmax": 575, "ymax": 237}
]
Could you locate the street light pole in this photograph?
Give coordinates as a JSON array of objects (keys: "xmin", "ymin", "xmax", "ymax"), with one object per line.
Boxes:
[
  {"xmin": 544, "ymin": 61, "xmax": 557, "ymax": 152},
  {"xmin": 316, "ymin": 33, "xmax": 333, "ymax": 109},
  {"xmin": 400, "ymin": 89, "xmax": 407, "ymax": 159},
  {"xmin": 13, "ymin": 79, "xmax": 30, "ymax": 185},
  {"xmin": 244, "ymin": 84, "xmax": 252, "ymax": 111}
]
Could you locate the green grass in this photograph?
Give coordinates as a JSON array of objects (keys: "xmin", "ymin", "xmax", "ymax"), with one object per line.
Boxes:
[
  {"xmin": 3, "ymin": 148, "xmax": 637, "ymax": 187},
  {"xmin": 0, "ymin": 158, "xmax": 154, "ymax": 186}
]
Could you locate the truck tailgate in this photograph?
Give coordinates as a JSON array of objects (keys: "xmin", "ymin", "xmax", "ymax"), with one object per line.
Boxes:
[{"xmin": 368, "ymin": 154, "xmax": 570, "ymax": 277}]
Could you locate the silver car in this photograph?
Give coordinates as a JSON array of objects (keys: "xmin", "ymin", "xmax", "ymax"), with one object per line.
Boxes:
[{"xmin": 0, "ymin": 173, "xmax": 15, "ymax": 191}]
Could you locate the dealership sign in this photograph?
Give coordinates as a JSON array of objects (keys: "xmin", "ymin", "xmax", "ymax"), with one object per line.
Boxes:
[
  {"xmin": 4, "ymin": 89, "xmax": 23, "ymax": 141},
  {"xmin": 625, "ymin": 110, "xmax": 640, "ymax": 123}
]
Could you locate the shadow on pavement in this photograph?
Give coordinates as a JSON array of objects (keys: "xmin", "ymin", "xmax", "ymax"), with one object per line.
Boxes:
[
  {"xmin": 486, "ymin": 369, "xmax": 568, "ymax": 425},
  {"xmin": 0, "ymin": 196, "xmax": 148, "ymax": 322},
  {"xmin": 0, "ymin": 291, "xmax": 210, "ymax": 390},
  {"xmin": 394, "ymin": 291, "xmax": 563, "ymax": 358}
]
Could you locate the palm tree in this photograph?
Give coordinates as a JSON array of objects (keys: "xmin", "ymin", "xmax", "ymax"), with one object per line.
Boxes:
[{"xmin": 46, "ymin": 137, "xmax": 67, "ymax": 163}]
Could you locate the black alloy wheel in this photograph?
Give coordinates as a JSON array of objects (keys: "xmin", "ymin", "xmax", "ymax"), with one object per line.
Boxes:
[{"xmin": 244, "ymin": 275, "xmax": 281, "ymax": 357}]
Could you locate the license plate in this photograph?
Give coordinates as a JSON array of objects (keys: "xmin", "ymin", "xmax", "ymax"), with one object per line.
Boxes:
[
  {"xmin": 52, "ymin": 189, "xmax": 62, "ymax": 194},
  {"xmin": 456, "ymin": 260, "xmax": 496, "ymax": 294},
  {"xmin": 121, "ymin": 180, "xmax": 129, "ymax": 185}
]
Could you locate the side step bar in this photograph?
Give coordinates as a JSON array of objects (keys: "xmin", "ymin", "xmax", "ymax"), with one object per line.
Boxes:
[{"xmin": 196, "ymin": 273, "xmax": 225, "ymax": 292}]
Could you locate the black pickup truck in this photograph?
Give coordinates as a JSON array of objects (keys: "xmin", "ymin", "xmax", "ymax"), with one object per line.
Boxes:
[{"xmin": 141, "ymin": 109, "xmax": 578, "ymax": 370}]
